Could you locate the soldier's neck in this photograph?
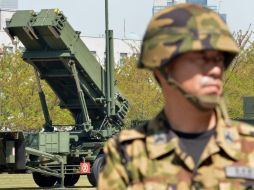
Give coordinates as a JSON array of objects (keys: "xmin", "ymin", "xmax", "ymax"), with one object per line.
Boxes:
[{"xmin": 164, "ymin": 97, "xmax": 217, "ymax": 133}]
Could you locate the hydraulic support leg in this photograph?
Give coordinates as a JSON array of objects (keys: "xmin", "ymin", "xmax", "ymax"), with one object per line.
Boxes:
[{"xmin": 69, "ymin": 61, "xmax": 92, "ymax": 131}]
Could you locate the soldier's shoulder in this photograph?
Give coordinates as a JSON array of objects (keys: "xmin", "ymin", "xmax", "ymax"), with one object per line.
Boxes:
[
  {"xmin": 230, "ymin": 120, "xmax": 254, "ymax": 137},
  {"xmin": 105, "ymin": 122, "xmax": 147, "ymax": 146},
  {"xmin": 118, "ymin": 123, "xmax": 147, "ymax": 143},
  {"xmin": 103, "ymin": 123, "xmax": 147, "ymax": 155}
]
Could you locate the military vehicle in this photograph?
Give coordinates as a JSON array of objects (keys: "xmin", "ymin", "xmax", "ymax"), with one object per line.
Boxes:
[
  {"xmin": 0, "ymin": 2, "xmax": 128, "ymax": 188},
  {"xmin": 236, "ymin": 96, "xmax": 254, "ymax": 125}
]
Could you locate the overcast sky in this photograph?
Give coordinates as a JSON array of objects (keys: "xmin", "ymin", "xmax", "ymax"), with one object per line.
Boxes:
[{"xmin": 19, "ymin": 0, "xmax": 254, "ymax": 39}]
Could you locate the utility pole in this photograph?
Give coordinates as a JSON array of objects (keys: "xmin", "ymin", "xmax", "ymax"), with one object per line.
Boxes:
[{"xmin": 105, "ymin": 0, "xmax": 115, "ymax": 116}]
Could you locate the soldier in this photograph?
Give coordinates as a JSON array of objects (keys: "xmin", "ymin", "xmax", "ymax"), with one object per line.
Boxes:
[{"xmin": 98, "ymin": 3, "xmax": 254, "ymax": 190}]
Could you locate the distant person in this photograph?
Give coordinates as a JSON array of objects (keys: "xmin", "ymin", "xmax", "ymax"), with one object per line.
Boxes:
[{"xmin": 98, "ymin": 3, "xmax": 254, "ymax": 190}]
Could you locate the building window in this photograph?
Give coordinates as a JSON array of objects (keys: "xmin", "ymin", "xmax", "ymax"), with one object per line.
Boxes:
[
  {"xmin": 18, "ymin": 46, "xmax": 25, "ymax": 52},
  {"xmin": 0, "ymin": 48, "xmax": 3, "ymax": 55},
  {"xmin": 0, "ymin": 0, "xmax": 18, "ymax": 9},
  {"xmin": 152, "ymin": 6, "xmax": 165, "ymax": 15},
  {"xmin": 167, "ymin": 0, "xmax": 175, "ymax": 6},
  {"xmin": 90, "ymin": 50, "xmax": 101, "ymax": 62},
  {"xmin": 153, "ymin": 0, "xmax": 176, "ymax": 15},
  {"xmin": 119, "ymin": 53, "xmax": 128, "ymax": 65},
  {"xmin": 207, "ymin": 5, "xmax": 217, "ymax": 11},
  {"xmin": 186, "ymin": 0, "xmax": 207, "ymax": 6},
  {"xmin": 132, "ymin": 53, "xmax": 139, "ymax": 58},
  {"xmin": 90, "ymin": 51, "xmax": 97, "ymax": 57},
  {"xmin": 4, "ymin": 46, "xmax": 13, "ymax": 52},
  {"xmin": 104, "ymin": 52, "xmax": 106, "ymax": 64}
]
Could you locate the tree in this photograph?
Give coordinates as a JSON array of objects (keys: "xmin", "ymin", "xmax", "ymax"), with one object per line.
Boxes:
[
  {"xmin": 115, "ymin": 56, "xmax": 163, "ymax": 126},
  {"xmin": 224, "ymin": 42, "xmax": 254, "ymax": 118},
  {"xmin": 1, "ymin": 29, "xmax": 254, "ymax": 130},
  {"xmin": 116, "ymin": 29, "xmax": 254, "ymax": 122},
  {"xmin": 0, "ymin": 52, "xmax": 73, "ymax": 130}
]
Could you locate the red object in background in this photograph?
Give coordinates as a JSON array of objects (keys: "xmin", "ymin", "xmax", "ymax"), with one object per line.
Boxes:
[{"xmin": 80, "ymin": 162, "xmax": 91, "ymax": 174}]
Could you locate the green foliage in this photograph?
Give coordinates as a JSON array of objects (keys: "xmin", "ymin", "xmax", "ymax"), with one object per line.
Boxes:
[
  {"xmin": 115, "ymin": 44, "xmax": 254, "ymax": 122},
  {"xmin": 115, "ymin": 48, "xmax": 254, "ymax": 124},
  {"xmin": 115, "ymin": 56, "xmax": 163, "ymax": 126},
  {"xmin": 0, "ymin": 52, "xmax": 73, "ymax": 130},
  {"xmin": 1, "ymin": 41, "xmax": 254, "ymax": 130},
  {"xmin": 224, "ymin": 43, "xmax": 254, "ymax": 118}
]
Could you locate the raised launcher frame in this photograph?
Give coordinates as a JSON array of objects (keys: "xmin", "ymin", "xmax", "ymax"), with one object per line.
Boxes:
[{"xmin": 0, "ymin": 8, "xmax": 128, "ymax": 188}]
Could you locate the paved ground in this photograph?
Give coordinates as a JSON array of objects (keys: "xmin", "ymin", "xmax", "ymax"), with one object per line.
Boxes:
[{"xmin": 0, "ymin": 174, "xmax": 96, "ymax": 190}]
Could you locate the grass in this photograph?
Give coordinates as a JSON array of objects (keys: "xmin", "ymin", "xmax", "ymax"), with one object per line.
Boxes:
[{"xmin": 0, "ymin": 174, "xmax": 96, "ymax": 190}]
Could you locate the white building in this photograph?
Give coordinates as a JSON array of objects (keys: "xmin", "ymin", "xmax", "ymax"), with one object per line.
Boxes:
[
  {"xmin": 81, "ymin": 36, "xmax": 141, "ymax": 65},
  {"xmin": 0, "ymin": 10, "xmax": 141, "ymax": 65},
  {"xmin": 0, "ymin": 0, "xmax": 18, "ymax": 52},
  {"xmin": 0, "ymin": 0, "xmax": 18, "ymax": 9},
  {"xmin": 153, "ymin": 0, "xmax": 187, "ymax": 15},
  {"xmin": 152, "ymin": 0, "xmax": 227, "ymax": 22},
  {"xmin": 0, "ymin": 31, "xmax": 141, "ymax": 65},
  {"xmin": 0, "ymin": 9, "xmax": 17, "ymax": 53},
  {"xmin": 0, "ymin": 0, "xmax": 141, "ymax": 64}
]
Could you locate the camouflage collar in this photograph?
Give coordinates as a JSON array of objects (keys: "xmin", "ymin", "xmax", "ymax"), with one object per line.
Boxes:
[
  {"xmin": 145, "ymin": 108, "xmax": 242, "ymax": 162},
  {"xmin": 214, "ymin": 108, "xmax": 241, "ymax": 161},
  {"xmin": 146, "ymin": 111, "xmax": 178, "ymax": 159}
]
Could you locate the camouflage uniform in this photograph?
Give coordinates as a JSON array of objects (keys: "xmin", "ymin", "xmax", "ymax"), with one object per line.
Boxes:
[
  {"xmin": 98, "ymin": 3, "xmax": 250, "ymax": 190},
  {"xmin": 98, "ymin": 109, "xmax": 254, "ymax": 190}
]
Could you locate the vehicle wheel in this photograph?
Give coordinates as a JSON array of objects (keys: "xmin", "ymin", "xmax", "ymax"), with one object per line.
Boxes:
[
  {"xmin": 87, "ymin": 173, "xmax": 96, "ymax": 187},
  {"xmin": 58, "ymin": 174, "xmax": 80, "ymax": 187},
  {"xmin": 32, "ymin": 172, "xmax": 57, "ymax": 187},
  {"xmin": 65, "ymin": 174, "xmax": 80, "ymax": 186},
  {"xmin": 87, "ymin": 154, "xmax": 105, "ymax": 187}
]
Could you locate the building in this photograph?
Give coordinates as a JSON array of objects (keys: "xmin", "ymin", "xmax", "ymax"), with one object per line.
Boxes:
[
  {"xmin": 152, "ymin": 0, "xmax": 227, "ymax": 22},
  {"xmin": 0, "ymin": 0, "xmax": 18, "ymax": 9},
  {"xmin": 0, "ymin": 9, "xmax": 18, "ymax": 52},
  {"xmin": 0, "ymin": 13, "xmax": 141, "ymax": 65},
  {"xmin": 81, "ymin": 36, "xmax": 141, "ymax": 65},
  {"xmin": 0, "ymin": 0, "xmax": 141, "ymax": 65},
  {"xmin": 0, "ymin": 31, "xmax": 141, "ymax": 65},
  {"xmin": 0, "ymin": 0, "xmax": 142, "ymax": 64},
  {"xmin": 0, "ymin": 0, "xmax": 19, "ymax": 53},
  {"xmin": 186, "ymin": 0, "xmax": 207, "ymax": 6},
  {"xmin": 153, "ymin": 0, "xmax": 176, "ymax": 15}
]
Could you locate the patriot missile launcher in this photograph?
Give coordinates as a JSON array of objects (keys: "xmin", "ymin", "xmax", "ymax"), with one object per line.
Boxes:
[{"xmin": 0, "ymin": 7, "xmax": 128, "ymax": 188}]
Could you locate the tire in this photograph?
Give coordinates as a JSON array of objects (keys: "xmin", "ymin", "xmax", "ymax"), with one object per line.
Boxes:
[
  {"xmin": 32, "ymin": 172, "xmax": 57, "ymax": 187},
  {"xmin": 87, "ymin": 173, "xmax": 96, "ymax": 187},
  {"xmin": 87, "ymin": 154, "xmax": 105, "ymax": 187},
  {"xmin": 58, "ymin": 174, "xmax": 80, "ymax": 187}
]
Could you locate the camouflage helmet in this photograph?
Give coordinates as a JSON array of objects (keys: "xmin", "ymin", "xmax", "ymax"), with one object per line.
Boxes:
[{"xmin": 138, "ymin": 3, "xmax": 240, "ymax": 69}]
